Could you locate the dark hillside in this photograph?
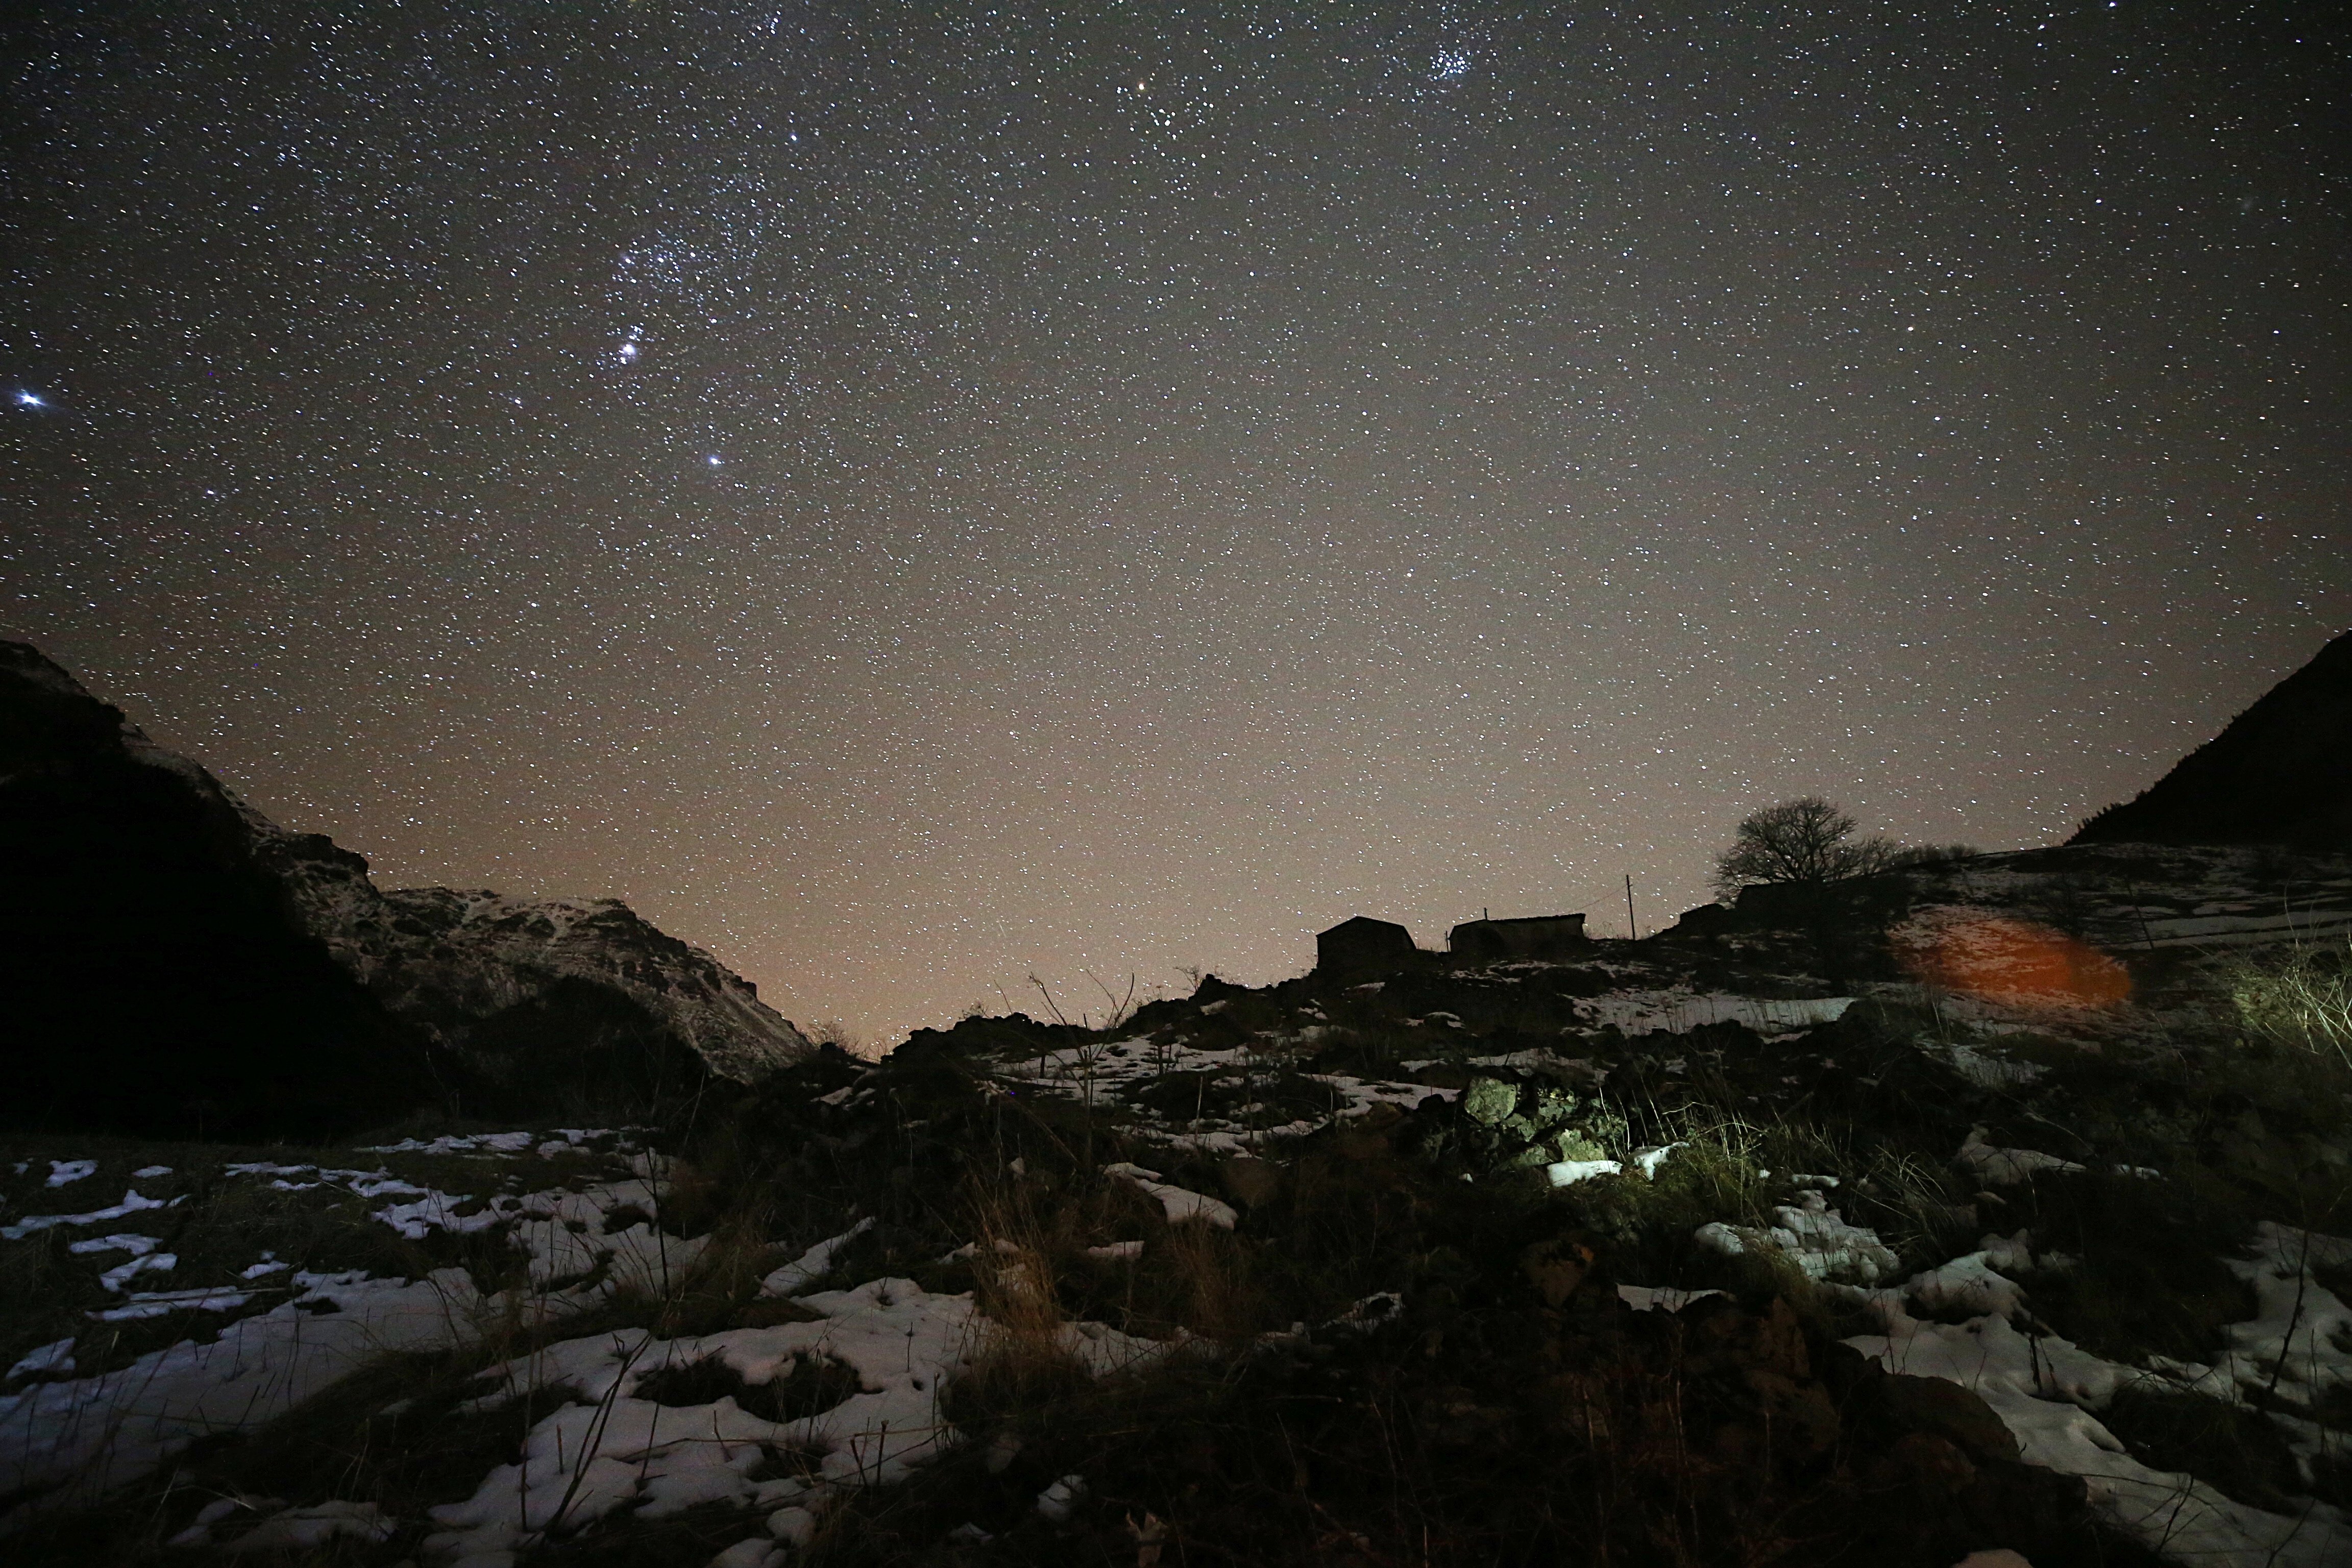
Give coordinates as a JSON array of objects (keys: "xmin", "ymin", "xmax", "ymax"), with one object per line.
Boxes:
[
  {"xmin": 2072, "ymin": 628, "xmax": 2352, "ymax": 850},
  {"xmin": 0, "ymin": 642, "xmax": 428, "ymax": 1137}
]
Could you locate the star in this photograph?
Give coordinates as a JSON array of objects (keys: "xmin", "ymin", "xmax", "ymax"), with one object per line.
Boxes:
[{"xmin": 4, "ymin": 3, "xmax": 2340, "ymax": 1048}]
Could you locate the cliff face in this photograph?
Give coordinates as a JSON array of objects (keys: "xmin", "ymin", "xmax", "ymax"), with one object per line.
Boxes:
[
  {"xmin": 0, "ymin": 643, "xmax": 810, "ymax": 1135},
  {"xmin": 2072, "ymin": 628, "xmax": 2352, "ymax": 851}
]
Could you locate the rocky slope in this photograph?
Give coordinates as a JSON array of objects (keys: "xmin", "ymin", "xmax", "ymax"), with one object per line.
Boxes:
[
  {"xmin": 10, "ymin": 633, "xmax": 2352, "ymax": 1563},
  {"xmin": 13, "ymin": 831, "xmax": 2348, "ymax": 1565},
  {"xmin": 2073, "ymin": 626, "xmax": 2352, "ymax": 850},
  {"xmin": 0, "ymin": 643, "xmax": 810, "ymax": 1135}
]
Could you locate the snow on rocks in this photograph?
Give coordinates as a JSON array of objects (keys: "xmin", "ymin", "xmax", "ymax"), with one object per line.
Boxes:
[
  {"xmin": 361, "ymin": 1128, "xmax": 636, "ymax": 1158},
  {"xmin": 1035, "ymin": 1473, "xmax": 1087, "ymax": 1522},
  {"xmin": 1159, "ymin": 1120, "xmax": 1324, "ymax": 1155},
  {"xmin": 44, "ymin": 1159, "xmax": 96, "ymax": 1188},
  {"xmin": 377, "ymin": 1173, "xmax": 712, "ymax": 1301},
  {"xmin": 1694, "ymin": 1191, "xmax": 1900, "ymax": 1283},
  {"xmin": 708, "ymin": 1537, "xmax": 786, "ymax": 1568},
  {"xmin": 760, "ymin": 1217, "xmax": 875, "ymax": 1297},
  {"xmin": 358, "ymin": 1130, "xmax": 541, "ymax": 1156},
  {"xmin": 1548, "ymin": 1143, "xmax": 1686, "ymax": 1187},
  {"xmin": 1903, "ymin": 1232, "xmax": 2035, "ymax": 1320},
  {"xmin": 424, "ymin": 1278, "xmax": 982, "ymax": 1564},
  {"xmin": 1101, "ymin": 1163, "xmax": 1238, "ymax": 1229},
  {"xmin": 1958, "ymin": 1127, "xmax": 2086, "ymax": 1185},
  {"xmin": 1305, "ymin": 1074, "xmax": 1457, "ymax": 1117},
  {"xmin": 1052, "ymin": 1315, "xmax": 1175, "ymax": 1376},
  {"xmin": 1850, "ymin": 1293, "xmax": 2352, "ymax": 1565},
  {"xmin": 5, "ymin": 1338, "xmax": 75, "ymax": 1382},
  {"xmin": 768, "ymin": 1503, "xmax": 819, "ymax": 1546},
  {"xmin": 2144, "ymin": 1224, "xmax": 2352, "ymax": 1430},
  {"xmin": 1575, "ymin": 990, "xmax": 1854, "ymax": 1038},
  {"xmin": 217, "ymin": 1499, "xmax": 397, "ymax": 1553},
  {"xmin": 1831, "ymin": 1222, "xmax": 2352, "ymax": 1566},
  {"xmin": 507, "ymin": 1179, "xmax": 710, "ymax": 1296}
]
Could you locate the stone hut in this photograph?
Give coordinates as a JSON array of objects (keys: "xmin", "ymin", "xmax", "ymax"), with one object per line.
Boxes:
[
  {"xmin": 1314, "ymin": 915, "xmax": 1420, "ymax": 979},
  {"xmin": 1446, "ymin": 913, "xmax": 1588, "ymax": 963}
]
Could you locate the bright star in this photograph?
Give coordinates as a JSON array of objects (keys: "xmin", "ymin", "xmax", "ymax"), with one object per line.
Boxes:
[
  {"xmin": 706, "ymin": 454, "xmax": 724, "ymax": 466},
  {"xmin": 617, "ymin": 340, "xmax": 640, "ymax": 363},
  {"xmin": 15, "ymin": 391, "xmax": 43, "ymax": 407}
]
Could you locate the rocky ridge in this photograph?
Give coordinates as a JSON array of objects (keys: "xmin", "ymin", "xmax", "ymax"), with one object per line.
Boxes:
[{"xmin": 0, "ymin": 643, "xmax": 809, "ymax": 1134}]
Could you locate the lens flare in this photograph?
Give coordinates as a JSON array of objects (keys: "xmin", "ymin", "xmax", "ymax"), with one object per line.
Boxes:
[{"xmin": 1893, "ymin": 909, "xmax": 2131, "ymax": 1007}]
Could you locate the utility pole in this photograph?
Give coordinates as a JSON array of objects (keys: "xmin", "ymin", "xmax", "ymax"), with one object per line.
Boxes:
[{"xmin": 1625, "ymin": 874, "xmax": 1638, "ymax": 941}]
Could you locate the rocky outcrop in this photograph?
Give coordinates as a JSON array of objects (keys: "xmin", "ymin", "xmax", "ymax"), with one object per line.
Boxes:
[
  {"xmin": 2072, "ymin": 627, "xmax": 2352, "ymax": 850},
  {"xmin": 315, "ymin": 887, "xmax": 812, "ymax": 1118},
  {"xmin": 0, "ymin": 642, "xmax": 810, "ymax": 1135}
]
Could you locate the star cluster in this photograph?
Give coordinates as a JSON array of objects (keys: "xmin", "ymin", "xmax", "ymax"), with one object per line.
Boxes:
[{"xmin": 5, "ymin": 2, "xmax": 2346, "ymax": 1043}]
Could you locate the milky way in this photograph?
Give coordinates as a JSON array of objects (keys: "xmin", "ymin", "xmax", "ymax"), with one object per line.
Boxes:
[{"xmin": 5, "ymin": 3, "xmax": 2346, "ymax": 1044}]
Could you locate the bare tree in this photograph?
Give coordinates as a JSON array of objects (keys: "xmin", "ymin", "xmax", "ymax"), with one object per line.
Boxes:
[{"xmin": 1711, "ymin": 797, "xmax": 1899, "ymax": 899}]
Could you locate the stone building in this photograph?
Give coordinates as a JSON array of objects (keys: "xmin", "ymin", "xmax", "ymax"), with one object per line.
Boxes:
[
  {"xmin": 1314, "ymin": 915, "xmax": 1420, "ymax": 979},
  {"xmin": 1445, "ymin": 913, "xmax": 1588, "ymax": 963}
]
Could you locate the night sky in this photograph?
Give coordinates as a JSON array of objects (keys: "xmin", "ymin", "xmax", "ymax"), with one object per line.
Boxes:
[{"xmin": 5, "ymin": 3, "xmax": 2346, "ymax": 1047}]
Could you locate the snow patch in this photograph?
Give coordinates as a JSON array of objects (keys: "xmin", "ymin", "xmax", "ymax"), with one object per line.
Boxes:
[
  {"xmin": 1101, "ymin": 1163, "xmax": 1238, "ymax": 1229},
  {"xmin": 761, "ymin": 1217, "xmax": 875, "ymax": 1297},
  {"xmin": 1695, "ymin": 1191, "xmax": 1898, "ymax": 1283},
  {"xmin": 1958, "ymin": 1127, "xmax": 2086, "ymax": 1185}
]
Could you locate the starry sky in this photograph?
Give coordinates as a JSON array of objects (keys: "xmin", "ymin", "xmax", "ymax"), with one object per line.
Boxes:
[{"xmin": 5, "ymin": 2, "xmax": 2347, "ymax": 1047}]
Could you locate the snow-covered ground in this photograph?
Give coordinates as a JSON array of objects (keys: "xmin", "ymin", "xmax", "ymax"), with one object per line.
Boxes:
[
  {"xmin": 0, "ymin": 1133, "xmax": 698, "ymax": 1521},
  {"xmin": 1, "ymin": 1130, "xmax": 1193, "ymax": 1561},
  {"xmin": 3, "ymin": 1266, "xmax": 493, "ymax": 1509}
]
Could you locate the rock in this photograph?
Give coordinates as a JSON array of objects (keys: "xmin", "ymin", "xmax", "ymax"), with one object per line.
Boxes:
[
  {"xmin": 1518, "ymin": 1238, "xmax": 1594, "ymax": 1308},
  {"xmin": 1739, "ymin": 1365, "xmax": 1842, "ymax": 1460},
  {"xmin": 1462, "ymin": 1078, "xmax": 1519, "ymax": 1126},
  {"xmin": 1218, "ymin": 1155, "xmax": 1285, "ymax": 1209},
  {"xmin": 1875, "ymin": 1430, "xmax": 1976, "ymax": 1493},
  {"xmin": 1878, "ymin": 1373, "xmax": 2021, "ymax": 1464},
  {"xmin": 1553, "ymin": 1131, "xmax": 1612, "ymax": 1162}
]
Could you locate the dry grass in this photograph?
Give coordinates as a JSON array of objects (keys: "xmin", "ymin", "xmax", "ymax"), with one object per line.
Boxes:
[{"xmin": 2226, "ymin": 935, "xmax": 2352, "ymax": 1068}]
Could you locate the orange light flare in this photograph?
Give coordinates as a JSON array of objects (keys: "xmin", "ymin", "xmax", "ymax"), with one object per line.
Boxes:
[{"xmin": 1894, "ymin": 913, "xmax": 2133, "ymax": 1008}]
